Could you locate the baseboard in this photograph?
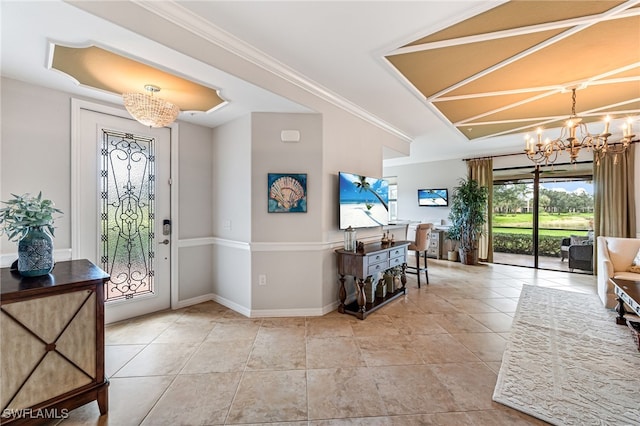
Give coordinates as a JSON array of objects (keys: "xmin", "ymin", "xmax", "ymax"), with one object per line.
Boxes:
[
  {"xmin": 210, "ymin": 294, "xmax": 252, "ymax": 317},
  {"xmin": 250, "ymin": 300, "xmax": 341, "ymax": 318},
  {"xmin": 173, "ymin": 293, "xmax": 341, "ymax": 318},
  {"xmin": 174, "ymin": 293, "xmax": 216, "ymax": 309},
  {"xmin": 322, "ymin": 300, "xmax": 341, "ymax": 315}
]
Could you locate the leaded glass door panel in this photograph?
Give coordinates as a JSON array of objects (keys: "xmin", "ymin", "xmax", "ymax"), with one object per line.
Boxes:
[
  {"xmin": 77, "ymin": 109, "xmax": 171, "ymax": 324},
  {"xmin": 101, "ymin": 130, "xmax": 156, "ymax": 302}
]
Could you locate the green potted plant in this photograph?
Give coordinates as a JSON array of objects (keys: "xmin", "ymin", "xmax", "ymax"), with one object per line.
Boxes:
[
  {"xmin": 447, "ymin": 178, "xmax": 488, "ymax": 265},
  {"xmin": 0, "ymin": 192, "xmax": 63, "ymax": 276}
]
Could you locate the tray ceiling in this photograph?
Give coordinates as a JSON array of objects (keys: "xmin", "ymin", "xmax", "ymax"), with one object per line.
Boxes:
[
  {"xmin": 385, "ymin": 0, "xmax": 640, "ymax": 141},
  {"xmin": 50, "ymin": 44, "xmax": 226, "ymax": 113}
]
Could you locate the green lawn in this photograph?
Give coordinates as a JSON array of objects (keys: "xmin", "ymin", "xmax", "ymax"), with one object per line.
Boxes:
[
  {"xmin": 493, "ymin": 212, "xmax": 592, "ymax": 230},
  {"xmin": 493, "ymin": 227, "xmax": 587, "ymax": 237},
  {"xmin": 493, "ymin": 212, "xmax": 591, "ymax": 238}
]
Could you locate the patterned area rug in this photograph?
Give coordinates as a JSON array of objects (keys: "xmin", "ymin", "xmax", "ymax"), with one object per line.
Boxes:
[{"xmin": 493, "ymin": 285, "xmax": 640, "ymax": 425}]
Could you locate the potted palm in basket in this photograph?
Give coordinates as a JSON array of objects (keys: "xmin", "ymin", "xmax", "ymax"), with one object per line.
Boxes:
[
  {"xmin": 0, "ymin": 192, "xmax": 63, "ymax": 276},
  {"xmin": 447, "ymin": 178, "xmax": 488, "ymax": 265}
]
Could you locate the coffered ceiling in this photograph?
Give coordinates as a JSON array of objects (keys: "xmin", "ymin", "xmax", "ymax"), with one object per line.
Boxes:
[{"xmin": 385, "ymin": 0, "xmax": 640, "ymax": 141}]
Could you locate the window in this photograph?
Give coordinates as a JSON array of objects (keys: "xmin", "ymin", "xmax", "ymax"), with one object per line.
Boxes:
[{"xmin": 386, "ymin": 176, "xmax": 398, "ymax": 222}]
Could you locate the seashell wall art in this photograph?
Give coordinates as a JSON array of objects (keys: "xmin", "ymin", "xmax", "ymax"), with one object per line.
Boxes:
[{"xmin": 268, "ymin": 173, "xmax": 307, "ymax": 213}]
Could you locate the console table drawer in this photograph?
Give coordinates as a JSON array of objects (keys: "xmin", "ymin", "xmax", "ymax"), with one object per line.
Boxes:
[
  {"xmin": 427, "ymin": 229, "xmax": 444, "ymax": 259},
  {"xmin": 368, "ymin": 252, "xmax": 389, "ymax": 264},
  {"xmin": 367, "ymin": 261, "xmax": 388, "ymax": 276},
  {"xmin": 389, "ymin": 255, "xmax": 405, "ymax": 268},
  {"xmin": 617, "ymin": 288, "xmax": 640, "ymax": 314},
  {"xmin": 388, "ymin": 247, "xmax": 405, "ymax": 258}
]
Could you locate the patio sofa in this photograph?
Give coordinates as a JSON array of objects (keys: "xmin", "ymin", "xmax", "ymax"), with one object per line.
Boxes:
[{"xmin": 596, "ymin": 236, "xmax": 640, "ymax": 308}]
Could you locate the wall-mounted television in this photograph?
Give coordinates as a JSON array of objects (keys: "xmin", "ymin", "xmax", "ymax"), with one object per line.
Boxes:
[
  {"xmin": 418, "ymin": 188, "xmax": 448, "ymax": 207},
  {"xmin": 339, "ymin": 172, "xmax": 389, "ymax": 229}
]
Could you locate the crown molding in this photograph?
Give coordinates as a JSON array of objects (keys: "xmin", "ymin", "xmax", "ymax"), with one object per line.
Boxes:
[{"xmin": 132, "ymin": 0, "xmax": 411, "ymax": 143}]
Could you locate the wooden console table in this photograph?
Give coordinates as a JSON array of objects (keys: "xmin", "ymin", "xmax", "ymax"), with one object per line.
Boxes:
[
  {"xmin": 335, "ymin": 241, "xmax": 409, "ymax": 320},
  {"xmin": 1, "ymin": 259, "xmax": 110, "ymax": 424},
  {"xmin": 612, "ymin": 278, "xmax": 640, "ymax": 325}
]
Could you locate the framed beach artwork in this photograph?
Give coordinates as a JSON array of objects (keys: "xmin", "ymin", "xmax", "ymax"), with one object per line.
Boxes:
[{"xmin": 268, "ymin": 173, "xmax": 307, "ymax": 213}]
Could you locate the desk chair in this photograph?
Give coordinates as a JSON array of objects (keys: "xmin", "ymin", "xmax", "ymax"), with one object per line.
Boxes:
[{"xmin": 406, "ymin": 223, "xmax": 432, "ymax": 288}]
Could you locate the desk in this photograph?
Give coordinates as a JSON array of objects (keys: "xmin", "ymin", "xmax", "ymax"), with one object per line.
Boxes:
[
  {"xmin": 612, "ymin": 278, "xmax": 640, "ymax": 325},
  {"xmin": 427, "ymin": 229, "xmax": 445, "ymax": 259},
  {"xmin": 335, "ymin": 241, "xmax": 409, "ymax": 320},
  {"xmin": 1, "ymin": 260, "xmax": 110, "ymax": 424}
]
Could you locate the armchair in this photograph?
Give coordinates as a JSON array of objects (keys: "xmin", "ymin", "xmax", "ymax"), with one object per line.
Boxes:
[
  {"xmin": 596, "ymin": 236, "xmax": 640, "ymax": 308},
  {"xmin": 560, "ymin": 237, "xmax": 570, "ymax": 261},
  {"xmin": 568, "ymin": 243, "xmax": 593, "ymax": 272},
  {"xmin": 561, "ymin": 235, "xmax": 591, "ymax": 265}
]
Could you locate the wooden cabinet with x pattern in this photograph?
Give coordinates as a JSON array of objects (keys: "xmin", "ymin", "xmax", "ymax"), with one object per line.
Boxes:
[{"xmin": 1, "ymin": 260, "xmax": 110, "ymax": 424}]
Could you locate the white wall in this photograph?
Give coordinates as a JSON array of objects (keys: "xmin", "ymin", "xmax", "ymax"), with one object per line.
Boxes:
[
  {"xmin": 211, "ymin": 115, "xmax": 252, "ymax": 309},
  {"xmin": 179, "ymin": 123, "xmax": 214, "ymax": 238},
  {"xmin": 251, "ymin": 112, "xmax": 323, "ymax": 242},
  {"xmin": 1, "ymin": 78, "xmax": 72, "ymax": 253},
  {"xmin": 250, "ymin": 113, "xmax": 324, "ymax": 312},
  {"xmin": 383, "ymin": 159, "xmax": 467, "ymax": 226},
  {"xmin": 177, "ymin": 122, "xmax": 215, "ymax": 301}
]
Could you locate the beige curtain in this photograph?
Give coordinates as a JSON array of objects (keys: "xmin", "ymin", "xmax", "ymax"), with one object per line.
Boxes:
[
  {"xmin": 467, "ymin": 158, "xmax": 493, "ymax": 262},
  {"xmin": 594, "ymin": 144, "xmax": 636, "ymax": 238}
]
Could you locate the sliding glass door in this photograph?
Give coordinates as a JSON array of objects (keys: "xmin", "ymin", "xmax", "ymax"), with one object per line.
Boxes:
[
  {"xmin": 493, "ymin": 180, "xmax": 535, "ymax": 267},
  {"xmin": 493, "ymin": 162, "xmax": 594, "ymax": 273}
]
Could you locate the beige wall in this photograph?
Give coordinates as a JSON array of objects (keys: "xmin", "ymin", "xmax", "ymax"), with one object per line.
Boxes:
[{"xmin": 1, "ymin": 78, "xmax": 73, "ymax": 252}]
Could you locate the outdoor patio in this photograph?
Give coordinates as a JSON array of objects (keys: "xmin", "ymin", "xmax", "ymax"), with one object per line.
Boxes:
[{"xmin": 492, "ymin": 252, "xmax": 593, "ymax": 275}]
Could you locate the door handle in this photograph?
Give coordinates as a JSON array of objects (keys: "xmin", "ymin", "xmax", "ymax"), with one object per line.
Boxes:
[{"xmin": 160, "ymin": 239, "xmax": 170, "ymax": 245}]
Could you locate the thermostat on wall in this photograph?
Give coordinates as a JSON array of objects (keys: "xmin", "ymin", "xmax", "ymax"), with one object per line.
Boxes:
[{"xmin": 281, "ymin": 130, "xmax": 301, "ymax": 143}]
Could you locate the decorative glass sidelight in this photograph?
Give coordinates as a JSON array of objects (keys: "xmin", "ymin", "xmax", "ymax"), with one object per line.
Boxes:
[{"xmin": 101, "ymin": 130, "xmax": 156, "ymax": 302}]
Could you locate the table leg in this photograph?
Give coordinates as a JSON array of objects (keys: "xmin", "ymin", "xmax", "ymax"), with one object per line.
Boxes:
[
  {"xmin": 615, "ymin": 295, "xmax": 628, "ymax": 325},
  {"xmin": 400, "ymin": 263, "xmax": 407, "ymax": 291},
  {"xmin": 338, "ymin": 274, "xmax": 346, "ymax": 314},
  {"xmin": 97, "ymin": 383, "xmax": 109, "ymax": 415},
  {"xmin": 356, "ymin": 278, "xmax": 366, "ymax": 319}
]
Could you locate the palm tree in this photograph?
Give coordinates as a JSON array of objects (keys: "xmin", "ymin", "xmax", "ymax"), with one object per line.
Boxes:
[{"xmin": 353, "ymin": 175, "xmax": 388, "ymax": 210}]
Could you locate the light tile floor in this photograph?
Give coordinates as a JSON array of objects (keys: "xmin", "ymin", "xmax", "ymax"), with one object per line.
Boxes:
[{"xmin": 60, "ymin": 259, "xmax": 598, "ymax": 425}]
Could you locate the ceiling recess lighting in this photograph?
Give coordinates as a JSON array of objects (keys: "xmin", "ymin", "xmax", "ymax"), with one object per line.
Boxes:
[
  {"xmin": 524, "ymin": 88, "xmax": 635, "ymax": 166},
  {"xmin": 123, "ymin": 85, "xmax": 180, "ymax": 128}
]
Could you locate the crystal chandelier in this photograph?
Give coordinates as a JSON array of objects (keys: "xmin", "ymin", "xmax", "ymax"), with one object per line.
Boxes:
[
  {"xmin": 123, "ymin": 85, "xmax": 180, "ymax": 128},
  {"xmin": 524, "ymin": 88, "xmax": 635, "ymax": 166}
]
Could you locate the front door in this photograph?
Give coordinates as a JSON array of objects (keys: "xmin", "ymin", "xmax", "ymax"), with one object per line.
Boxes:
[{"xmin": 77, "ymin": 108, "xmax": 171, "ymax": 323}]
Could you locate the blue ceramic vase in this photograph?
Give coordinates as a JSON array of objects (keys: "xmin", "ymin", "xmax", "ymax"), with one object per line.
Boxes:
[{"xmin": 18, "ymin": 226, "xmax": 54, "ymax": 277}]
